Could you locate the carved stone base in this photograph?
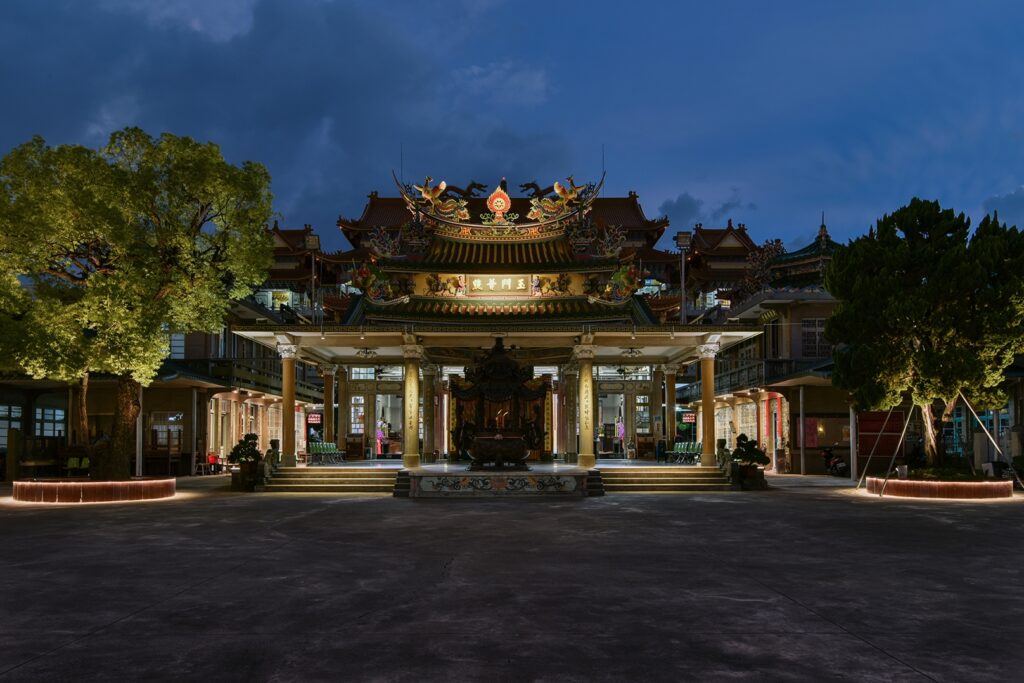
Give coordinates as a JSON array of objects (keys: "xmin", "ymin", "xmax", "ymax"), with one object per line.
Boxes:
[{"xmin": 408, "ymin": 465, "xmax": 587, "ymax": 497}]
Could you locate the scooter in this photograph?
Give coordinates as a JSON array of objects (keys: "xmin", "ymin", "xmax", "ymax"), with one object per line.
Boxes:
[{"xmin": 821, "ymin": 442, "xmax": 848, "ymax": 477}]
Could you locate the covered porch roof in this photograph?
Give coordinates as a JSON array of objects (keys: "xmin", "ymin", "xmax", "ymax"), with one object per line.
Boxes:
[{"xmin": 233, "ymin": 323, "xmax": 762, "ymax": 370}]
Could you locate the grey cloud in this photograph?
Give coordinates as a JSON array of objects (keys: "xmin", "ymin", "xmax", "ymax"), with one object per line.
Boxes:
[
  {"xmin": 658, "ymin": 192, "xmax": 704, "ymax": 227},
  {"xmin": 0, "ymin": 0, "xmax": 563, "ymax": 253},
  {"xmin": 982, "ymin": 187, "xmax": 1024, "ymax": 228},
  {"xmin": 658, "ymin": 189, "xmax": 756, "ymax": 228}
]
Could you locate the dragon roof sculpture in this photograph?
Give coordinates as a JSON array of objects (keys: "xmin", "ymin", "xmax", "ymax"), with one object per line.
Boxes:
[{"xmin": 392, "ymin": 172, "xmax": 605, "ymax": 241}]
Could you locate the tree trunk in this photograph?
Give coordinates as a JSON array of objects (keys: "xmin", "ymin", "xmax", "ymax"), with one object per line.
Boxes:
[
  {"xmin": 75, "ymin": 372, "xmax": 90, "ymax": 447},
  {"xmin": 919, "ymin": 403, "xmax": 949, "ymax": 466},
  {"xmin": 103, "ymin": 375, "xmax": 141, "ymax": 481}
]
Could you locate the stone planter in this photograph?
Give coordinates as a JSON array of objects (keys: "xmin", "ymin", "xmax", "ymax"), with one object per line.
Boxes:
[
  {"xmin": 13, "ymin": 477, "xmax": 175, "ymax": 503},
  {"xmin": 865, "ymin": 477, "xmax": 1012, "ymax": 499}
]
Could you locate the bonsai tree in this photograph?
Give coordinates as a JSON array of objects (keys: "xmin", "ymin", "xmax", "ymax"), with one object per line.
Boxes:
[
  {"xmin": 732, "ymin": 433, "xmax": 770, "ymax": 467},
  {"xmin": 227, "ymin": 433, "xmax": 262, "ymax": 464}
]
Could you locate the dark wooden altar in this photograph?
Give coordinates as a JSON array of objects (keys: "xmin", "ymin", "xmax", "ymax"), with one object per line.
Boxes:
[{"xmin": 450, "ymin": 338, "xmax": 549, "ymax": 470}]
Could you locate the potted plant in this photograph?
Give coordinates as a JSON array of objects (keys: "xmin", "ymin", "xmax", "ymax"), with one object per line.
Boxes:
[
  {"xmin": 228, "ymin": 433, "xmax": 262, "ymax": 491},
  {"xmin": 731, "ymin": 433, "xmax": 770, "ymax": 490}
]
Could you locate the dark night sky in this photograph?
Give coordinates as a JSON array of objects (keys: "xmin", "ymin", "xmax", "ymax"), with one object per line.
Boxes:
[{"xmin": 2, "ymin": 1, "xmax": 1023, "ymax": 253}]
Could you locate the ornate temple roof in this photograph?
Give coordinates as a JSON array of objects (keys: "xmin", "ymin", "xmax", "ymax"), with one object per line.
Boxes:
[
  {"xmin": 348, "ymin": 294, "xmax": 658, "ymax": 326},
  {"xmin": 770, "ymin": 222, "xmax": 840, "ymax": 288},
  {"xmin": 337, "ymin": 191, "xmax": 668, "ymax": 246}
]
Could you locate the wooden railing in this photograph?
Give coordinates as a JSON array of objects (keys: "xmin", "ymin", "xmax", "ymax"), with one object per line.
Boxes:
[
  {"xmin": 169, "ymin": 358, "xmax": 322, "ymax": 402},
  {"xmin": 678, "ymin": 359, "xmax": 826, "ymax": 402}
]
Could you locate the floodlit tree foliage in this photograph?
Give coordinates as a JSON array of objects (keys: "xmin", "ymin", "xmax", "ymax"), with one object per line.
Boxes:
[
  {"xmin": 0, "ymin": 129, "xmax": 272, "ymax": 479},
  {"xmin": 825, "ymin": 198, "xmax": 1024, "ymax": 464}
]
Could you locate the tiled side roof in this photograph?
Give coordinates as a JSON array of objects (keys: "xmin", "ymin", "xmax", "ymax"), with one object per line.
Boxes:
[
  {"xmin": 419, "ymin": 236, "xmax": 576, "ymax": 268},
  {"xmin": 352, "ymin": 295, "xmax": 657, "ymax": 325}
]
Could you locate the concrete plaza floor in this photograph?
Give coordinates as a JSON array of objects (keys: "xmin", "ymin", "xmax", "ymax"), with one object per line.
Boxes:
[{"xmin": 1, "ymin": 476, "xmax": 1022, "ymax": 681}]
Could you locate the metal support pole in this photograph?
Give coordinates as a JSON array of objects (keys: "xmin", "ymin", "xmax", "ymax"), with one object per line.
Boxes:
[
  {"xmin": 798, "ymin": 385, "xmax": 805, "ymax": 475},
  {"xmin": 879, "ymin": 406, "xmax": 915, "ymax": 496},
  {"xmin": 135, "ymin": 384, "xmax": 143, "ymax": 478},
  {"xmin": 856, "ymin": 406, "xmax": 895, "ymax": 489},
  {"xmin": 849, "ymin": 404, "xmax": 857, "ymax": 482}
]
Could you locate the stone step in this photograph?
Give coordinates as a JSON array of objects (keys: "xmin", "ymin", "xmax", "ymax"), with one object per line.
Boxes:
[
  {"xmin": 602, "ymin": 482, "xmax": 733, "ymax": 492},
  {"xmin": 263, "ymin": 483, "xmax": 395, "ymax": 493},
  {"xmin": 600, "ymin": 472, "xmax": 727, "ymax": 479},
  {"xmin": 268, "ymin": 477, "xmax": 397, "ymax": 485},
  {"xmin": 599, "ymin": 467, "xmax": 722, "ymax": 474},
  {"xmin": 600, "ymin": 478, "xmax": 729, "ymax": 486},
  {"xmin": 598, "ymin": 475, "xmax": 729, "ymax": 485},
  {"xmin": 272, "ymin": 470, "xmax": 397, "ymax": 477}
]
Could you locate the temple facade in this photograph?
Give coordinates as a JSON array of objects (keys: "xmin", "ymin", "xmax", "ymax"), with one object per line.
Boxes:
[{"xmin": 235, "ymin": 175, "xmax": 761, "ymax": 468}]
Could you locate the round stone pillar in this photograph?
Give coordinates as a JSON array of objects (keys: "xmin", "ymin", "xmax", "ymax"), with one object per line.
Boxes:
[
  {"xmin": 278, "ymin": 343, "xmax": 299, "ymax": 466},
  {"xmin": 665, "ymin": 367, "xmax": 678, "ymax": 444},
  {"xmin": 321, "ymin": 364, "xmax": 336, "ymax": 444},
  {"xmin": 698, "ymin": 342, "xmax": 719, "ymax": 466},
  {"xmin": 335, "ymin": 366, "xmax": 348, "ymax": 451},
  {"xmin": 422, "ymin": 365, "xmax": 437, "ymax": 461},
  {"xmin": 575, "ymin": 345, "xmax": 596, "ymax": 468},
  {"xmin": 402, "ymin": 343, "xmax": 424, "ymax": 468}
]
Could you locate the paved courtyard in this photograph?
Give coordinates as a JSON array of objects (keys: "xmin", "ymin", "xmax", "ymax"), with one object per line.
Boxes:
[{"xmin": 1, "ymin": 477, "xmax": 1022, "ymax": 681}]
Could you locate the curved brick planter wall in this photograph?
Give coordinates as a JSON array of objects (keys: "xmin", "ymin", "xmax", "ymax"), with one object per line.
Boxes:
[
  {"xmin": 13, "ymin": 478, "xmax": 176, "ymax": 503},
  {"xmin": 866, "ymin": 477, "xmax": 1013, "ymax": 499}
]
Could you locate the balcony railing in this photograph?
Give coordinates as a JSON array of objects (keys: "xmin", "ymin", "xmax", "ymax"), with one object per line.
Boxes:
[
  {"xmin": 167, "ymin": 358, "xmax": 322, "ymax": 402},
  {"xmin": 677, "ymin": 359, "xmax": 826, "ymax": 403}
]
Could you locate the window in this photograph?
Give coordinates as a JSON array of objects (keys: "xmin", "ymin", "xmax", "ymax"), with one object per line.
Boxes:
[
  {"xmin": 169, "ymin": 333, "xmax": 185, "ymax": 359},
  {"xmin": 635, "ymin": 395, "xmax": 651, "ymax": 434},
  {"xmin": 350, "ymin": 396, "xmax": 366, "ymax": 434},
  {"xmin": 350, "ymin": 367, "xmax": 375, "ymax": 380},
  {"xmin": 0, "ymin": 405, "xmax": 23, "ymax": 451},
  {"xmin": 801, "ymin": 318, "xmax": 829, "ymax": 358},
  {"xmin": 34, "ymin": 407, "xmax": 66, "ymax": 437},
  {"xmin": 151, "ymin": 412, "xmax": 184, "ymax": 452}
]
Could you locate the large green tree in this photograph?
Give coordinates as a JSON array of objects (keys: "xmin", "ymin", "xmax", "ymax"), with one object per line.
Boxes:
[
  {"xmin": 825, "ymin": 198, "xmax": 1024, "ymax": 464},
  {"xmin": 0, "ymin": 129, "xmax": 272, "ymax": 479}
]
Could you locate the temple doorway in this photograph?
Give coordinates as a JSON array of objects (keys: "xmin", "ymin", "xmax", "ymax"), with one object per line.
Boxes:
[
  {"xmin": 374, "ymin": 394, "xmax": 402, "ymax": 458},
  {"xmin": 598, "ymin": 393, "xmax": 625, "ymax": 456}
]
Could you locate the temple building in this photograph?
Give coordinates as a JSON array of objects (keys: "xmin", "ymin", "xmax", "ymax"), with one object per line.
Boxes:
[{"xmin": 234, "ymin": 175, "xmax": 761, "ymax": 469}]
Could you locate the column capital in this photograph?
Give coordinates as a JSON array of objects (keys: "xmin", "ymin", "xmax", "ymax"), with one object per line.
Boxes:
[
  {"xmin": 421, "ymin": 363, "xmax": 438, "ymax": 376},
  {"xmin": 319, "ymin": 363, "xmax": 338, "ymax": 377},
  {"xmin": 277, "ymin": 343, "xmax": 299, "ymax": 360},
  {"xmin": 572, "ymin": 344, "xmax": 595, "ymax": 361},
  {"xmin": 697, "ymin": 342, "xmax": 720, "ymax": 359},
  {"xmin": 402, "ymin": 344, "xmax": 425, "ymax": 361}
]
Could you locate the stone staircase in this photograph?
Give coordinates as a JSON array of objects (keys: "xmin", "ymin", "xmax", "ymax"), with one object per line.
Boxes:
[
  {"xmin": 263, "ymin": 467, "xmax": 398, "ymax": 494},
  {"xmin": 598, "ymin": 466, "xmax": 732, "ymax": 493}
]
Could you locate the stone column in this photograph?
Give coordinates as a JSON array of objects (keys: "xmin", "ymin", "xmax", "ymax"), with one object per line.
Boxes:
[
  {"xmin": 278, "ymin": 342, "xmax": 298, "ymax": 467},
  {"xmin": 651, "ymin": 366, "xmax": 665, "ymax": 447},
  {"xmin": 402, "ymin": 343, "xmax": 424, "ymax": 468},
  {"xmin": 212, "ymin": 397, "xmax": 222, "ymax": 457},
  {"xmin": 563, "ymin": 368, "xmax": 578, "ymax": 456},
  {"xmin": 321, "ymin": 365, "xmax": 336, "ymax": 444},
  {"xmin": 575, "ymin": 345, "xmax": 596, "ymax": 468},
  {"xmin": 422, "ymin": 365, "xmax": 437, "ymax": 461},
  {"xmin": 336, "ymin": 366, "xmax": 348, "ymax": 451},
  {"xmin": 260, "ymin": 399, "xmax": 270, "ymax": 452},
  {"xmin": 753, "ymin": 390, "xmax": 763, "ymax": 448},
  {"xmin": 698, "ymin": 342, "xmax": 719, "ymax": 466},
  {"xmin": 666, "ymin": 366, "xmax": 678, "ymax": 444}
]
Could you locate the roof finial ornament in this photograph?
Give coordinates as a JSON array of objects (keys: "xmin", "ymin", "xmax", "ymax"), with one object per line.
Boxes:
[
  {"xmin": 818, "ymin": 211, "xmax": 829, "ymax": 241},
  {"xmin": 727, "ymin": 218, "xmax": 733, "ymax": 228}
]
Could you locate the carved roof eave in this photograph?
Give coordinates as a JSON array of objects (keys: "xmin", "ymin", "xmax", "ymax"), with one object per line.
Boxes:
[
  {"xmin": 371, "ymin": 258, "xmax": 620, "ymax": 274},
  {"xmin": 392, "ymin": 171, "xmax": 606, "ymax": 237}
]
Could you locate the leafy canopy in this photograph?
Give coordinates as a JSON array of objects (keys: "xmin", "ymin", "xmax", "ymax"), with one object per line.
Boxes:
[
  {"xmin": 0, "ymin": 128, "xmax": 273, "ymax": 386},
  {"xmin": 825, "ymin": 198, "xmax": 1024, "ymax": 413}
]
